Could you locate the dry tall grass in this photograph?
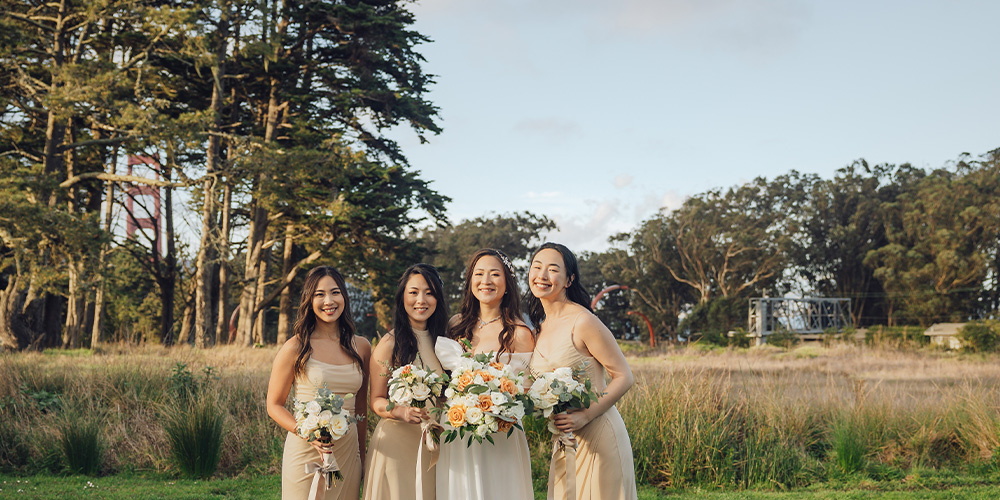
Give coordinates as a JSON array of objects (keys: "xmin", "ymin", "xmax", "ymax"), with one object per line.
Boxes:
[{"xmin": 1, "ymin": 342, "xmax": 998, "ymax": 489}]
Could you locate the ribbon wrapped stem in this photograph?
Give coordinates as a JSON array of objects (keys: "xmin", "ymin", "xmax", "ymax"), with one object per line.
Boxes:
[
  {"xmin": 548, "ymin": 429, "xmax": 578, "ymax": 500},
  {"xmin": 415, "ymin": 417, "xmax": 445, "ymax": 500},
  {"xmin": 306, "ymin": 450, "xmax": 342, "ymax": 500}
]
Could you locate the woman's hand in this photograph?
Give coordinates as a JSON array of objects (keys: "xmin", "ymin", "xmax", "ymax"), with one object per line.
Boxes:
[
  {"xmin": 390, "ymin": 405, "xmax": 430, "ymax": 424},
  {"xmin": 308, "ymin": 438, "xmax": 334, "ymax": 455},
  {"xmin": 552, "ymin": 409, "xmax": 591, "ymax": 434}
]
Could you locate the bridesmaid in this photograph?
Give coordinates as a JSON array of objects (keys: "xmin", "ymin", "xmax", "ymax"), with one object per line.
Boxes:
[
  {"xmin": 525, "ymin": 243, "xmax": 637, "ymax": 500},
  {"xmin": 435, "ymin": 248, "xmax": 535, "ymax": 500},
  {"xmin": 267, "ymin": 266, "xmax": 371, "ymax": 500},
  {"xmin": 364, "ymin": 264, "xmax": 447, "ymax": 500}
]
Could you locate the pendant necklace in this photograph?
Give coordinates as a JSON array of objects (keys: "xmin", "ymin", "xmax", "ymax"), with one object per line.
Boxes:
[{"xmin": 477, "ymin": 315, "xmax": 501, "ymax": 329}]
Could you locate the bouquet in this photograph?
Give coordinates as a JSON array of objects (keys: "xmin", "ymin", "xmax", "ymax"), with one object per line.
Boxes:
[
  {"xmin": 385, "ymin": 363, "xmax": 449, "ymax": 410},
  {"xmin": 527, "ymin": 365, "xmax": 602, "ymax": 500},
  {"xmin": 527, "ymin": 365, "xmax": 601, "ymax": 435},
  {"xmin": 292, "ymin": 386, "xmax": 359, "ymax": 492},
  {"xmin": 441, "ymin": 352, "xmax": 528, "ymax": 446}
]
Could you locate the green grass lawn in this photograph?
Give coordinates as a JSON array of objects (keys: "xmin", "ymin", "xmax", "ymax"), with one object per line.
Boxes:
[{"xmin": 4, "ymin": 474, "xmax": 1000, "ymax": 500}]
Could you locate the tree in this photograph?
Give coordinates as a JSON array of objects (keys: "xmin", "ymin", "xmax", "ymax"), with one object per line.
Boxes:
[
  {"xmin": 418, "ymin": 212, "xmax": 556, "ymax": 306},
  {"xmin": 866, "ymin": 157, "xmax": 999, "ymax": 325}
]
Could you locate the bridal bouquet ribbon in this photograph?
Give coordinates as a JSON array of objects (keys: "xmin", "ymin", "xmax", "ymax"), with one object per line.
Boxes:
[
  {"xmin": 292, "ymin": 387, "xmax": 359, "ymax": 500},
  {"xmin": 384, "ymin": 362, "xmax": 449, "ymax": 500},
  {"xmin": 526, "ymin": 365, "xmax": 601, "ymax": 500},
  {"xmin": 441, "ymin": 350, "xmax": 528, "ymax": 446}
]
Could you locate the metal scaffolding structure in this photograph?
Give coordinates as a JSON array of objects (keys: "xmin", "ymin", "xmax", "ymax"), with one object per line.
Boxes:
[{"xmin": 748, "ymin": 297, "xmax": 851, "ymax": 344}]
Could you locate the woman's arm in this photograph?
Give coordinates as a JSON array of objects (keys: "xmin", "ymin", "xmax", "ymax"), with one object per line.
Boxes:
[
  {"xmin": 355, "ymin": 336, "xmax": 372, "ymax": 469},
  {"xmin": 370, "ymin": 333, "xmax": 428, "ymax": 423},
  {"xmin": 553, "ymin": 313, "xmax": 634, "ymax": 433},
  {"xmin": 266, "ymin": 338, "xmax": 302, "ymax": 434}
]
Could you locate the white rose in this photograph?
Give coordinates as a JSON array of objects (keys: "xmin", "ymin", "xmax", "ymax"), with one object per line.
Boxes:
[
  {"xmin": 391, "ymin": 386, "xmax": 413, "ymax": 405},
  {"xmin": 411, "ymin": 383, "xmax": 431, "ymax": 401},
  {"xmin": 329, "ymin": 413, "xmax": 350, "ymax": 436},
  {"xmin": 553, "ymin": 367, "xmax": 573, "ymax": 380},
  {"xmin": 303, "ymin": 415, "xmax": 320, "ymax": 431},
  {"xmin": 465, "ymin": 407, "xmax": 484, "ymax": 425},
  {"xmin": 509, "ymin": 402, "xmax": 525, "ymax": 420},
  {"xmin": 444, "ymin": 387, "xmax": 456, "ymax": 399},
  {"xmin": 475, "ymin": 424, "xmax": 490, "ymax": 438},
  {"xmin": 305, "ymin": 401, "xmax": 322, "ymax": 415}
]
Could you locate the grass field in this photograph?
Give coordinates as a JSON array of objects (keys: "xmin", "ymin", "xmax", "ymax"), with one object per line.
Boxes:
[{"xmin": 2, "ymin": 341, "xmax": 999, "ymax": 498}]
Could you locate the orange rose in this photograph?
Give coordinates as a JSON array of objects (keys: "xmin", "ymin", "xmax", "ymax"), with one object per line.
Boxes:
[
  {"xmin": 497, "ymin": 420, "xmax": 514, "ymax": 433},
  {"xmin": 477, "ymin": 370, "xmax": 494, "ymax": 383},
  {"xmin": 456, "ymin": 372, "xmax": 475, "ymax": 391},
  {"xmin": 447, "ymin": 405, "xmax": 467, "ymax": 428},
  {"xmin": 489, "ymin": 361, "xmax": 504, "ymax": 370},
  {"xmin": 477, "ymin": 394, "xmax": 493, "ymax": 412},
  {"xmin": 498, "ymin": 377, "xmax": 517, "ymax": 395}
]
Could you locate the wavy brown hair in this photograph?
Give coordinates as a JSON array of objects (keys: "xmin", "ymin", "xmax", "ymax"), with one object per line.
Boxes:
[
  {"xmin": 448, "ymin": 249, "xmax": 524, "ymax": 360},
  {"xmin": 292, "ymin": 266, "xmax": 363, "ymax": 378}
]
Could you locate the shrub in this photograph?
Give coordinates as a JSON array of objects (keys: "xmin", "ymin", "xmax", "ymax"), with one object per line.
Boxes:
[
  {"xmin": 58, "ymin": 415, "xmax": 105, "ymax": 475},
  {"xmin": 830, "ymin": 416, "xmax": 868, "ymax": 474},
  {"xmin": 162, "ymin": 397, "xmax": 226, "ymax": 478},
  {"xmin": 959, "ymin": 321, "xmax": 1000, "ymax": 353}
]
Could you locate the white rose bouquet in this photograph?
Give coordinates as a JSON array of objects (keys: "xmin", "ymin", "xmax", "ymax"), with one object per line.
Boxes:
[
  {"xmin": 527, "ymin": 365, "xmax": 601, "ymax": 435},
  {"xmin": 385, "ymin": 363, "xmax": 449, "ymax": 410},
  {"xmin": 292, "ymin": 386, "xmax": 359, "ymax": 488},
  {"xmin": 442, "ymin": 352, "xmax": 528, "ymax": 446}
]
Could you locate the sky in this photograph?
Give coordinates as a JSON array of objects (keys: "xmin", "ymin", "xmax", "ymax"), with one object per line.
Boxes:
[{"xmin": 386, "ymin": 0, "xmax": 1000, "ymax": 252}]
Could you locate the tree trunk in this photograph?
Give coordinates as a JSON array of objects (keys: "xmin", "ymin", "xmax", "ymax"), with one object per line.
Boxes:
[
  {"xmin": 161, "ymin": 149, "xmax": 178, "ymax": 346},
  {"xmin": 91, "ymin": 146, "xmax": 118, "ymax": 349},
  {"xmin": 63, "ymin": 259, "xmax": 84, "ymax": 348},
  {"xmin": 216, "ymin": 181, "xmax": 232, "ymax": 343},
  {"xmin": 277, "ymin": 223, "xmax": 295, "ymax": 343},
  {"xmin": 253, "ymin": 245, "xmax": 271, "ymax": 344}
]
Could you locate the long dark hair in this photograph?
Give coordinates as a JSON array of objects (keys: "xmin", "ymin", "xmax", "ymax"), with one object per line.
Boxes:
[
  {"xmin": 524, "ymin": 242, "xmax": 593, "ymax": 332},
  {"xmin": 292, "ymin": 266, "xmax": 363, "ymax": 378},
  {"xmin": 391, "ymin": 264, "xmax": 448, "ymax": 367},
  {"xmin": 449, "ymin": 248, "xmax": 523, "ymax": 359}
]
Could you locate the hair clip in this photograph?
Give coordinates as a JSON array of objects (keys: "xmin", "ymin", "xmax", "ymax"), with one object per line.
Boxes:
[{"xmin": 494, "ymin": 250, "xmax": 515, "ymax": 274}]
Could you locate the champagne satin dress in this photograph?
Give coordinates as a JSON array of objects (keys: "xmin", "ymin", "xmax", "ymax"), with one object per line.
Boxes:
[
  {"xmin": 282, "ymin": 359, "xmax": 364, "ymax": 500},
  {"xmin": 528, "ymin": 313, "xmax": 637, "ymax": 500}
]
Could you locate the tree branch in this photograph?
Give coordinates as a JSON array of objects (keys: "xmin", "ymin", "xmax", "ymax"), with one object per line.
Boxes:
[{"xmin": 60, "ymin": 172, "xmax": 193, "ymax": 189}]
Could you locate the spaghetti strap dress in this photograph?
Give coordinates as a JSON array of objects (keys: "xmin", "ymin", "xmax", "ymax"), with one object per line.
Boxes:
[
  {"xmin": 363, "ymin": 329, "xmax": 438, "ymax": 500},
  {"xmin": 528, "ymin": 312, "xmax": 637, "ymax": 500},
  {"xmin": 282, "ymin": 359, "xmax": 364, "ymax": 500}
]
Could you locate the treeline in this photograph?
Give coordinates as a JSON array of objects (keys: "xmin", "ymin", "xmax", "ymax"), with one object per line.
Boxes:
[
  {"xmin": 0, "ymin": 0, "xmax": 450, "ymax": 350},
  {"xmin": 584, "ymin": 153, "xmax": 1000, "ymax": 343}
]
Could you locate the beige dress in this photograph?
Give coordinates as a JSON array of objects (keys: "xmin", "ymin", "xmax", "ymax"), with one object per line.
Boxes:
[
  {"xmin": 283, "ymin": 359, "xmax": 364, "ymax": 500},
  {"xmin": 528, "ymin": 313, "xmax": 637, "ymax": 500},
  {"xmin": 362, "ymin": 330, "xmax": 437, "ymax": 500}
]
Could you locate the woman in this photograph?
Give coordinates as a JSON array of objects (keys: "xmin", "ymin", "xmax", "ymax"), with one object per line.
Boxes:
[
  {"xmin": 435, "ymin": 249, "xmax": 535, "ymax": 500},
  {"xmin": 364, "ymin": 264, "xmax": 447, "ymax": 500},
  {"xmin": 525, "ymin": 243, "xmax": 637, "ymax": 500},
  {"xmin": 267, "ymin": 266, "xmax": 371, "ymax": 500}
]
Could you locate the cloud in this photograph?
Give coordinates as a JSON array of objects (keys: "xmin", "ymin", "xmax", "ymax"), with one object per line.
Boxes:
[
  {"xmin": 513, "ymin": 118, "xmax": 581, "ymax": 143},
  {"xmin": 593, "ymin": 0, "xmax": 810, "ymax": 59},
  {"xmin": 522, "ymin": 191, "xmax": 562, "ymax": 200},
  {"xmin": 614, "ymin": 174, "xmax": 633, "ymax": 188}
]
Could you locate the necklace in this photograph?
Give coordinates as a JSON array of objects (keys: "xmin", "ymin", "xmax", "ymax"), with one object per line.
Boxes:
[{"xmin": 477, "ymin": 315, "xmax": 501, "ymax": 329}]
